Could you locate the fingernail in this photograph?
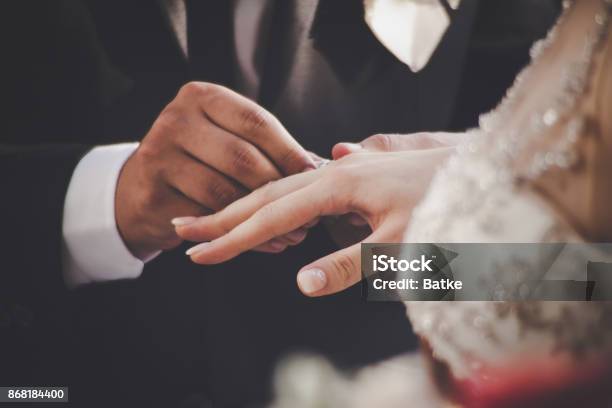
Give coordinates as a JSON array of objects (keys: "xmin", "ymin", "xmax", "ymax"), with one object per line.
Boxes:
[
  {"xmin": 297, "ymin": 268, "xmax": 327, "ymax": 294},
  {"xmin": 347, "ymin": 213, "xmax": 368, "ymax": 226},
  {"xmin": 269, "ymin": 240, "xmax": 286, "ymax": 251},
  {"xmin": 286, "ymin": 229, "xmax": 306, "ymax": 243},
  {"xmin": 172, "ymin": 217, "xmax": 197, "ymax": 227},
  {"xmin": 186, "ymin": 242, "xmax": 210, "ymax": 256}
]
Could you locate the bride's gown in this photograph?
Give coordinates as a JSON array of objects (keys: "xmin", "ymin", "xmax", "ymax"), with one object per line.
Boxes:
[
  {"xmin": 272, "ymin": 1, "xmax": 612, "ymax": 406},
  {"xmin": 406, "ymin": 0, "xmax": 612, "ymax": 385}
]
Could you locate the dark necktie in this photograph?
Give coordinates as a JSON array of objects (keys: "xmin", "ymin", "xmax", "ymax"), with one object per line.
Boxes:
[
  {"xmin": 309, "ymin": 0, "xmax": 390, "ymax": 84},
  {"xmin": 185, "ymin": 0, "xmax": 235, "ymax": 86}
]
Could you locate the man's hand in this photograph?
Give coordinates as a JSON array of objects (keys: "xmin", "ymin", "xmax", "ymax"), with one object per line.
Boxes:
[{"xmin": 115, "ymin": 82, "xmax": 315, "ymax": 259}]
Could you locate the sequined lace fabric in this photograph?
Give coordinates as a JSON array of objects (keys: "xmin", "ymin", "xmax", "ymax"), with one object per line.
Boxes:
[{"xmin": 404, "ymin": 0, "xmax": 612, "ymax": 380}]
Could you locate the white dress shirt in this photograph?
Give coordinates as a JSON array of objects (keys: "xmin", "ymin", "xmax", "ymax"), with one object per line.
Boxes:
[{"xmin": 62, "ymin": 144, "xmax": 143, "ymax": 287}]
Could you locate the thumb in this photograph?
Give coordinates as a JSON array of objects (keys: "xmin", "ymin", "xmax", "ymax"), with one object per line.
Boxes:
[
  {"xmin": 296, "ymin": 243, "xmax": 362, "ymax": 296},
  {"xmin": 296, "ymin": 221, "xmax": 398, "ymax": 296}
]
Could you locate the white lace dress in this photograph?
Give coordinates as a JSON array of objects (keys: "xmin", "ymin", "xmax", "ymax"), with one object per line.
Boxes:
[{"xmin": 405, "ymin": 0, "xmax": 612, "ymax": 383}]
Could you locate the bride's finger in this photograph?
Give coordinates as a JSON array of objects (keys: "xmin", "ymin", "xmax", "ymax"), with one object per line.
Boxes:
[
  {"xmin": 294, "ymin": 224, "xmax": 394, "ymax": 296},
  {"xmin": 186, "ymin": 181, "xmax": 340, "ymax": 264},
  {"xmin": 175, "ymin": 169, "xmax": 320, "ymax": 242}
]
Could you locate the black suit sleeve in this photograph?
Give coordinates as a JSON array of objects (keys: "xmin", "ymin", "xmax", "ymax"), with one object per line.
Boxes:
[
  {"xmin": 0, "ymin": 0, "xmax": 127, "ymax": 310},
  {"xmin": 0, "ymin": 145, "xmax": 90, "ymax": 306}
]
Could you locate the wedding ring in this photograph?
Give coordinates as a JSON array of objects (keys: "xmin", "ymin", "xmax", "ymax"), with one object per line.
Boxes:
[{"xmin": 316, "ymin": 159, "xmax": 331, "ymax": 169}]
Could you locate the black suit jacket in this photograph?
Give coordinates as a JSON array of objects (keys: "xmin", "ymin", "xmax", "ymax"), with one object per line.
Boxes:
[{"xmin": 0, "ymin": 1, "xmax": 559, "ymax": 407}]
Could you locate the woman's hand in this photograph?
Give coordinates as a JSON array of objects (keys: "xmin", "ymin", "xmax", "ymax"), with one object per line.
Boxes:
[
  {"xmin": 247, "ymin": 151, "xmax": 329, "ymax": 254},
  {"xmin": 326, "ymin": 132, "xmax": 461, "ymax": 243},
  {"xmin": 174, "ymin": 146, "xmax": 453, "ymax": 296}
]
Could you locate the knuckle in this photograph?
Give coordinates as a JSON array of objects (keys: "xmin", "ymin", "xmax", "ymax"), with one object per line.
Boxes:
[
  {"xmin": 207, "ymin": 180, "xmax": 239, "ymax": 208},
  {"xmin": 329, "ymin": 253, "xmax": 358, "ymax": 287},
  {"xmin": 278, "ymin": 147, "xmax": 308, "ymax": 173},
  {"xmin": 210, "ymin": 214, "xmax": 231, "ymax": 236},
  {"xmin": 230, "ymin": 142, "xmax": 258, "ymax": 173},
  {"xmin": 367, "ymin": 133, "xmax": 395, "ymax": 151},
  {"xmin": 135, "ymin": 145, "xmax": 164, "ymax": 178},
  {"xmin": 179, "ymin": 81, "xmax": 211, "ymax": 98},
  {"xmin": 154, "ymin": 107, "xmax": 188, "ymax": 136},
  {"xmin": 258, "ymin": 180, "xmax": 277, "ymax": 201},
  {"xmin": 137, "ymin": 141, "xmax": 160, "ymax": 162},
  {"xmin": 140, "ymin": 186, "xmax": 163, "ymax": 210},
  {"xmin": 240, "ymin": 107, "xmax": 272, "ymax": 134},
  {"xmin": 256, "ymin": 204, "xmax": 277, "ymax": 219},
  {"xmin": 412, "ymin": 132, "xmax": 441, "ymax": 149},
  {"xmin": 255, "ymin": 205, "xmax": 280, "ymax": 231}
]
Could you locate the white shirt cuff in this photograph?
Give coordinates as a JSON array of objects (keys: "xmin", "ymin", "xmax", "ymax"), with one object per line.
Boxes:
[{"xmin": 62, "ymin": 143, "xmax": 160, "ymax": 288}]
